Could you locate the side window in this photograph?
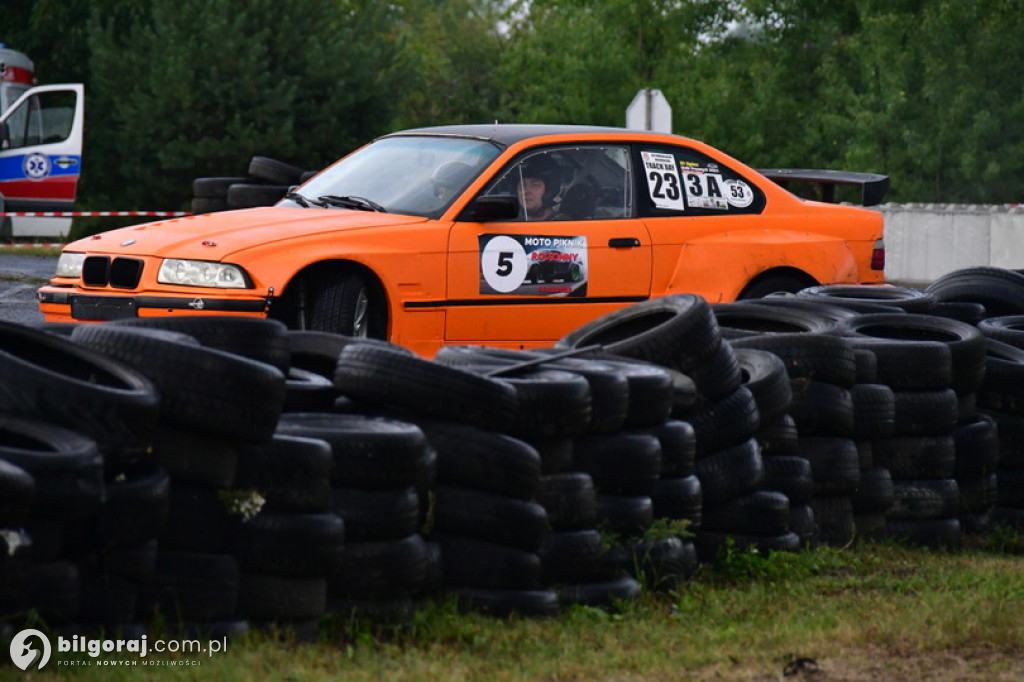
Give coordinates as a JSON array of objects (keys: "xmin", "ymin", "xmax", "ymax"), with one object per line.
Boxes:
[
  {"xmin": 3, "ymin": 91, "xmax": 75, "ymax": 150},
  {"xmin": 483, "ymin": 145, "xmax": 633, "ymax": 221},
  {"xmin": 638, "ymin": 146, "xmax": 766, "ymax": 217}
]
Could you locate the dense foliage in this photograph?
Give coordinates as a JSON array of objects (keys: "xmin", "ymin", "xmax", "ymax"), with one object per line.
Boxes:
[{"xmin": 3, "ymin": 0, "xmax": 1023, "ymax": 215}]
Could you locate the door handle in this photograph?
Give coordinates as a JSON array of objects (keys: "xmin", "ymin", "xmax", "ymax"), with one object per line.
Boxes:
[{"xmin": 608, "ymin": 237, "xmax": 641, "ymax": 248}]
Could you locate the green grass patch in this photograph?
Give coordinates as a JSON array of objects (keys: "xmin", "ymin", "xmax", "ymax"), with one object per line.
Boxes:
[{"xmin": 22, "ymin": 540, "xmax": 1024, "ymax": 681}]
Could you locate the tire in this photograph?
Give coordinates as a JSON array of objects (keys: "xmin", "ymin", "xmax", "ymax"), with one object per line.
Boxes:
[
  {"xmin": 809, "ymin": 495, "xmax": 855, "ymax": 547},
  {"xmin": 850, "ymin": 384, "xmax": 896, "ymax": 439},
  {"xmin": 885, "ymin": 517, "xmax": 962, "ymax": 549},
  {"xmin": 797, "ymin": 284, "xmax": 936, "ymax": 313},
  {"xmin": 651, "ymin": 474, "xmax": 703, "ymax": 527},
  {"xmin": 536, "ymin": 473, "xmax": 598, "ymax": 531},
  {"xmin": 327, "ymin": 534, "xmax": 429, "ymax": 599},
  {"xmin": 330, "ymin": 487, "xmax": 419, "ymax": 542},
  {"xmin": 711, "ymin": 301, "xmax": 840, "ymax": 338},
  {"xmin": 283, "ymin": 367, "xmax": 337, "ymax": 413},
  {"xmin": 231, "ymin": 511, "xmax": 346, "ymax": 576},
  {"xmin": 745, "ymin": 295, "xmax": 863, "ymax": 324},
  {"xmin": 979, "ymin": 339, "xmax": 1024, "ymax": 414},
  {"xmin": 248, "ymin": 155, "xmax": 304, "ymax": 185},
  {"xmin": 891, "ymin": 388, "xmax": 959, "ymax": 437},
  {"xmin": 193, "ymin": 176, "xmax": 250, "ymax": 198},
  {"xmin": 448, "ymin": 586, "xmax": 559, "ymax": 618},
  {"xmin": 95, "ymin": 460, "xmax": 170, "ymax": 548},
  {"xmin": 150, "ymin": 425, "xmax": 239, "ymax": 488},
  {"xmin": 0, "ymin": 415, "xmax": 104, "ymax": 519},
  {"xmin": 237, "ymin": 574, "xmax": 326, "ymax": 621},
  {"xmin": 925, "ymin": 266, "xmax": 1024, "ymax": 316},
  {"xmin": 694, "ymin": 439, "xmax": 765, "ymax": 508},
  {"xmin": 695, "ymin": 530, "xmax": 800, "ymax": 562},
  {"xmin": 702, "ymin": 490, "xmax": 790, "ymax": 535},
  {"xmin": 109, "ymin": 315, "xmax": 291, "ymax": 374},
  {"xmin": 333, "ymin": 344, "xmax": 519, "ymax": 432},
  {"xmin": 594, "ymin": 494, "xmax": 655, "ymax": 538},
  {"xmin": 630, "ymin": 419, "xmax": 696, "ymax": 477},
  {"xmin": 276, "ymin": 413, "xmax": 431, "ymax": 489},
  {"xmin": 871, "ymin": 436, "xmax": 956, "ymax": 480},
  {"xmin": 737, "ymin": 274, "xmax": 818, "ymax": 300},
  {"xmin": 755, "ymin": 414, "xmax": 800, "ymax": 456},
  {"xmin": 539, "ymin": 529, "xmax": 620, "ymax": 584},
  {"xmin": 555, "ymin": 294, "xmax": 722, "ymax": 376},
  {"xmin": 555, "ymin": 575, "xmax": 641, "ymax": 608},
  {"xmin": 433, "ymin": 485, "xmax": 549, "ymax": 551},
  {"xmin": 729, "ymin": 332, "xmax": 857, "ymax": 388},
  {"xmin": 287, "ymin": 330, "xmax": 413, "ymax": 379},
  {"xmin": 733, "ymin": 347, "xmax": 793, "ymax": 425},
  {"xmin": 307, "ymin": 269, "xmax": 385, "ymax": 339},
  {"xmin": 0, "ymin": 459, "xmax": 33, "ymax": 527},
  {"xmin": 0, "ymin": 321, "xmax": 160, "ymax": 458},
  {"xmin": 470, "ymin": 366, "xmax": 592, "ymax": 439},
  {"xmin": 432, "ymin": 533, "xmax": 542, "ymax": 590},
  {"xmin": 764, "ymin": 455, "xmax": 814, "ymax": 506},
  {"xmin": 686, "ymin": 385, "xmax": 760, "ymax": 458},
  {"xmin": 572, "ymin": 433, "xmax": 662, "ymax": 496},
  {"xmin": 888, "ymin": 479, "xmax": 960, "ymax": 521},
  {"xmin": 235, "ymin": 434, "xmax": 332, "ymax": 512},
  {"xmin": 71, "ymin": 324, "xmax": 286, "ymax": 444},
  {"xmin": 979, "ymin": 315, "xmax": 1024, "ymax": 350},
  {"xmin": 226, "ymin": 183, "xmax": 289, "ymax": 208},
  {"xmin": 191, "ymin": 196, "xmax": 229, "ymax": 214},
  {"xmin": 591, "ymin": 357, "xmax": 674, "ymax": 427},
  {"xmin": 841, "ymin": 313, "xmax": 987, "ymax": 395},
  {"xmin": 139, "ymin": 551, "xmax": 239, "ymax": 623},
  {"xmin": 788, "ymin": 379, "xmax": 855, "ymax": 437},
  {"xmin": 851, "ymin": 467, "xmax": 895, "ymax": 515},
  {"xmin": 614, "ymin": 536, "xmax": 697, "ymax": 590},
  {"xmin": 798, "ymin": 437, "xmax": 861, "ymax": 497}
]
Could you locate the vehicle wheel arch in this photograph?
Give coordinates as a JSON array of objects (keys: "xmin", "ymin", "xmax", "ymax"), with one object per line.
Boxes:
[
  {"xmin": 737, "ymin": 267, "xmax": 818, "ymax": 300},
  {"xmin": 272, "ymin": 259, "xmax": 391, "ymax": 338}
]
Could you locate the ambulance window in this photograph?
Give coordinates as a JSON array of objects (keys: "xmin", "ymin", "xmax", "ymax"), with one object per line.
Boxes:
[
  {"xmin": 637, "ymin": 146, "xmax": 766, "ymax": 217},
  {"xmin": 3, "ymin": 91, "xmax": 74, "ymax": 149}
]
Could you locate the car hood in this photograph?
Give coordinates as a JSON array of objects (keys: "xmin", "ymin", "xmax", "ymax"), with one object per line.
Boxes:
[{"xmin": 68, "ymin": 207, "xmax": 430, "ymax": 260}]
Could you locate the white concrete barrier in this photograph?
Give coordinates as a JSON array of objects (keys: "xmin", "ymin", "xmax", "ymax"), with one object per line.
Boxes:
[{"xmin": 877, "ymin": 203, "xmax": 1024, "ymax": 286}]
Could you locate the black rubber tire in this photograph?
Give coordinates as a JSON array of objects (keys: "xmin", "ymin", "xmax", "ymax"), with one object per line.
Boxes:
[
  {"xmin": 71, "ymin": 324, "xmax": 286, "ymax": 443},
  {"xmin": 334, "ymin": 344, "xmax": 519, "ymax": 432},
  {"xmin": 535, "ymin": 472, "xmax": 598, "ymax": 531},
  {"xmin": 288, "ymin": 330, "xmax": 413, "ymax": 378},
  {"xmin": 797, "ymin": 284, "xmax": 936, "ymax": 313},
  {"xmin": 277, "ymin": 412, "xmax": 431, "ymax": 489},
  {"xmin": 930, "ymin": 301, "xmax": 988, "ymax": 325},
  {"xmin": 850, "ymin": 383, "xmax": 897, "ymax": 439},
  {"xmin": 330, "ymin": 486, "xmax": 419, "ymax": 542},
  {"xmin": 592, "ymin": 357, "xmax": 675, "ymax": 427},
  {"xmin": 851, "ymin": 467, "xmax": 895, "ymax": 515},
  {"xmin": 432, "ymin": 532, "xmax": 543, "ymax": 590},
  {"xmin": 854, "ymin": 348, "xmax": 878, "ymax": 383},
  {"xmin": 327, "ymin": 533, "xmax": 429, "ymax": 599},
  {"xmin": 470, "ymin": 366, "xmax": 592, "ymax": 439},
  {"xmin": 798, "ymin": 437, "xmax": 861, "ymax": 497},
  {"xmin": 231, "ymin": 511, "xmax": 346, "ymax": 576},
  {"xmin": 0, "ymin": 459, "xmax": 33, "ymax": 526},
  {"xmin": 237, "ymin": 574, "xmax": 326, "ymax": 621},
  {"xmin": 737, "ymin": 274, "xmax": 819, "ymax": 301},
  {"xmin": 150, "ymin": 424, "xmax": 239, "ymax": 488},
  {"xmin": 925, "ymin": 266, "xmax": 1024, "ymax": 317},
  {"xmin": 729, "ymin": 332, "xmax": 857, "ymax": 388},
  {"xmin": 630, "ymin": 419, "xmax": 696, "ymax": 477},
  {"xmin": 248, "ymin": 155, "xmax": 304, "ymax": 185},
  {"xmin": 109, "ymin": 316, "xmax": 291, "ymax": 374},
  {"xmin": 0, "ymin": 415, "xmax": 104, "ymax": 519},
  {"xmin": 594, "ymin": 494, "xmax": 655, "ymax": 538},
  {"xmin": 888, "ymin": 478, "xmax": 960, "ymax": 521},
  {"xmin": 764, "ymin": 454, "xmax": 814, "ymax": 506},
  {"xmin": 433, "ymin": 485, "xmax": 549, "ymax": 551},
  {"xmin": 614, "ymin": 536, "xmax": 697, "ymax": 590},
  {"xmin": 539, "ymin": 529, "xmax": 621, "ymax": 584},
  {"xmin": 686, "ymin": 337, "xmax": 744, "ymax": 402},
  {"xmin": 401, "ymin": 418, "xmax": 541, "ymax": 500},
  {"xmin": 712, "ymin": 301, "xmax": 841, "ymax": 338},
  {"xmin": 555, "ymin": 294, "xmax": 722, "ymax": 375},
  {"xmin": 236, "ymin": 434, "xmax": 332, "ymax": 513},
  {"xmin": 139, "ymin": 551, "xmax": 239, "ymax": 623},
  {"xmin": 448, "ymin": 586, "xmax": 559, "ymax": 618},
  {"xmin": 191, "ymin": 196, "xmax": 229, "ymax": 214},
  {"xmin": 871, "ymin": 436, "xmax": 956, "ymax": 479},
  {"xmin": 755, "ymin": 414, "xmax": 800, "ymax": 456},
  {"xmin": 527, "ymin": 436, "xmax": 574, "ymax": 475},
  {"xmin": 745, "ymin": 294, "xmax": 863, "ymax": 323},
  {"xmin": 572, "ymin": 432, "xmax": 662, "ymax": 496},
  {"xmin": 702, "ymin": 490, "xmax": 790, "ymax": 535},
  {"xmin": 809, "ymin": 495, "xmax": 855, "ymax": 547},
  {"xmin": 788, "ymin": 379, "xmax": 855, "ymax": 437},
  {"xmin": 885, "ymin": 517, "xmax": 963, "ymax": 549},
  {"xmin": 840, "ymin": 313, "xmax": 987, "ymax": 395},
  {"xmin": 891, "ymin": 388, "xmax": 959, "ymax": 437},
  {"xmin": 94, "ymin": 460, "xmax": 170, "ymax": 548},
  {"xmin": 979, "ymin": 338, "xmax": 1024, "ymax": 414},
  {"xmin": 158, "ymin": 483, "xmax": 236, "ymax": 553},
  {"xmin": 307, "ymin": 268, "xmax": 386, "ymax": 339},
  {"xmin": 954, "ymin": 412, "xmax": 1002, "ymax": 475},
  {"xmin": 695, "ymin": 530, "xmax": 800, "ymax": 562},
  {"xmin": 651, "ymin": 474, "xmax": 703, "ymax": 527},
  {"xmin": 0, "ymin": 321, "xmax": 160, "ymax": 458},
  {"xmin": 193, "ymin": 176, "xmax": 250, "ymax": 198},
  {"xmin": 694, "ymin": 438, "xmax": 765, "ymax": 508},
  {"xmin": 226, "ymin": 182, "xmax": 289, "ymax": 208},
  {"xmin": 733, "ymin": 347, "xmax": 793, "ymax": 425},
  {"xmin": 555, "ymin": 574, "xmax": 641, "ymax": 608},
  {"xmin": 686, "ymin": 385, "xmax": 761, "ymax": 458}
]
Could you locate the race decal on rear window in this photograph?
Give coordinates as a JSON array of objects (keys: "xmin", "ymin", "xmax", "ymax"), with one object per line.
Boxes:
[
  {"xmin": 679, "ymin": 161, "xmax": 729, "ymax": 210},
  {"xmin": 724, "ymin": 178, "xmax": 755, "ymax": 208},
  {"xmin": 641, "ymin": 151, "xmax": 685, "ymax": 211},
  {"xmin": 478, "ymin": 234, "xmax": 588, "ymax": 297}
]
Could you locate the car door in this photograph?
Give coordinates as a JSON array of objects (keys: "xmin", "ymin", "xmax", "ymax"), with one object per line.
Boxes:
[
  {"xmin": 446, "ymin": 144, "xmax": 652, "ymax": 345},
  {"xmin": 0, "ymin": 84, "xmax": 84, "ymax": 238}
]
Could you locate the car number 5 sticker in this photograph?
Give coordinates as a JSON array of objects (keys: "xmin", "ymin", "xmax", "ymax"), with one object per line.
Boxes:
[{"xmin": 481, "ymin": 235, "xmax": 528, "ymax": 293}]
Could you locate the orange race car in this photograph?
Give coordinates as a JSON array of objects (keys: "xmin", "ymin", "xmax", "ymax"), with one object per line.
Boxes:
[{"xmin": 38, "ymin": 124, "xmax": 887, "ymax": 358}]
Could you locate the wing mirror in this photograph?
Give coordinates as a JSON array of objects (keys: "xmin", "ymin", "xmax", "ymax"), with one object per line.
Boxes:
[{"xmin": 457, "ymin": 195, "xmax": 520, "ymax": 222}]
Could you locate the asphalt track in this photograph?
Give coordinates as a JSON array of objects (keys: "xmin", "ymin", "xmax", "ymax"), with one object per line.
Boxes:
[{"xmin": 0, "ymin": 253, "xmax": 56, "ymax": 326}]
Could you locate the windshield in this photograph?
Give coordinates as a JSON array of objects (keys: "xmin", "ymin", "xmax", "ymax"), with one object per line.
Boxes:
[{"xmin": 282, "ymin": 135, "xmax": 503, "ymax": 218}]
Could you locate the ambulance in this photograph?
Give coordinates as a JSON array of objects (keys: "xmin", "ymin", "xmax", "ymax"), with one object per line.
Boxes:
[{"xmin": 0, "ymin": 44, "xmax": 84, "ymax": 239}]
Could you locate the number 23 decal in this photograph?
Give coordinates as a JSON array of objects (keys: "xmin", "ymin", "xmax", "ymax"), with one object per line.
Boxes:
[{"xmin": 648, "ymin": 170, "xmax": 680, "ymax": 201}]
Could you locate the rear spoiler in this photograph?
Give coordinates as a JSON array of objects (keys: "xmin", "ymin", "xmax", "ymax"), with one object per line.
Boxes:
[{"xmin": 755, "ymin": 168, "xmax": 890, "ymax": 207}]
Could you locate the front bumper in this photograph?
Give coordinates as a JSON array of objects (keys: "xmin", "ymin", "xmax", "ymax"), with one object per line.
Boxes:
[{"xmin": 38, "ymin": 287, "xmax": 271, "ymax": 322}]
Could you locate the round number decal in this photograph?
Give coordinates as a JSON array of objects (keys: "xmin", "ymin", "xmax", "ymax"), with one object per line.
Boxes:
[
  {"xmin": 481, "ymin": 235, "xmax": 528, "ymax": 293},
  {"xmin": 724, "ymin": 179, "xmax": 754, "ymax": 208}
]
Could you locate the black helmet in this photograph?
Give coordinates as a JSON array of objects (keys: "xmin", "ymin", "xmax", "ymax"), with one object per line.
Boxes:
[{"xmin": 519, "ymin": 155, "xmax": 562, "ymax": 207}]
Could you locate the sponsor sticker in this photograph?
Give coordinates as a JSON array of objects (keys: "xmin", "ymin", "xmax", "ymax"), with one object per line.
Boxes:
[{"xmin": 479, "ymin": 234, "xmax": 588, "ymax": 296}]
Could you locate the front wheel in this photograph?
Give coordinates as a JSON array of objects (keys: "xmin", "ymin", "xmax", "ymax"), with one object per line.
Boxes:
[
  {"xmin": 307, "ymin": 270, "xmax": 383, "ymax": 338},
  {"xmin": 737, "ymin": 274, "xmax": 815, "ymax": 300}
]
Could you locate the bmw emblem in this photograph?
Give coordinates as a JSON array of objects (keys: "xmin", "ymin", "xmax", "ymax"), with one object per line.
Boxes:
[{"xmin": 121, "ymin": 239, "xmax": 136, "ymax": 246}]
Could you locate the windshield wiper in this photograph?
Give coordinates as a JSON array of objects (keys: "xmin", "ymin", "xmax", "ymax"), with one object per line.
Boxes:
[
  {"xmin": 285, "ymin": 191, "xmax": 313, "ymax": 208},
  {"xmin": 317, "ymin": 195, "xmax": 387, "ymax": 213}
]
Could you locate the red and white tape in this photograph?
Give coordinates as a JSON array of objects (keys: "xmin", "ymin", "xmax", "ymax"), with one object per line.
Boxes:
[{"xmin": 0, "ymin": 211, "xmax": 192, "ymax": 217}]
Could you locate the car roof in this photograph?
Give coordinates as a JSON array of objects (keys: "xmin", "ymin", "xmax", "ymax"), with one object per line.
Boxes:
[{"xmin": 382, "ymin": 123, "xmax": 686, "ymax": 148}]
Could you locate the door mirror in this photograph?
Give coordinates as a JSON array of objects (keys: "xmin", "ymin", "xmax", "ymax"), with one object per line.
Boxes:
[{"xmin": 457, "ymin": 194, "xmax": 520, "ymax": 222}]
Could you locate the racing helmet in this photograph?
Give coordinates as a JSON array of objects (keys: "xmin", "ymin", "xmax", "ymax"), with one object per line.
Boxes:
[{"xmin": 519, "ymin": 155, "xmax": 562, "ymax": 207}]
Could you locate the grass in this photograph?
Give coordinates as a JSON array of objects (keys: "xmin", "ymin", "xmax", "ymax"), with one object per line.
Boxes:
[
  {"xmin": 0, "ymin": 244, "xmax": 63, "ymax": 257},
  {"xmin": 20, "ymin": 533, "xmax": 1024, "ymax": 681}
]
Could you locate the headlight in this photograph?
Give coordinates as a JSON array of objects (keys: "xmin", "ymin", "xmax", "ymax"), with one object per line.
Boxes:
[
  {"xmin": 157, "ymin": 259, "xmax": 249, "ymax": 288},
  {"xmin": 54, "ymin": 252, "xmax": 86, "ymax": 278}
]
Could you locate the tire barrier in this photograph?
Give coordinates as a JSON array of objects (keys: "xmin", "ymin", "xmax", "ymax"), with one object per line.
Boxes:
[
  {"xmin": 191, "ymin": 155, "xmax": 318, "ymax": 214},
  {"xmin": 3, "ymin": 265, "xmax": 1024, "ymax": 633}
]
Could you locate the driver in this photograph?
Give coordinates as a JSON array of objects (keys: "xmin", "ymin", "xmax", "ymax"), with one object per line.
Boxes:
[
  {"xmin": 431, "ymin": 161, "xmax": 475, "ymax": 204},
  {"xmin": 518, "ymin": 156, "xmax": 562, "ymax": 220}
]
